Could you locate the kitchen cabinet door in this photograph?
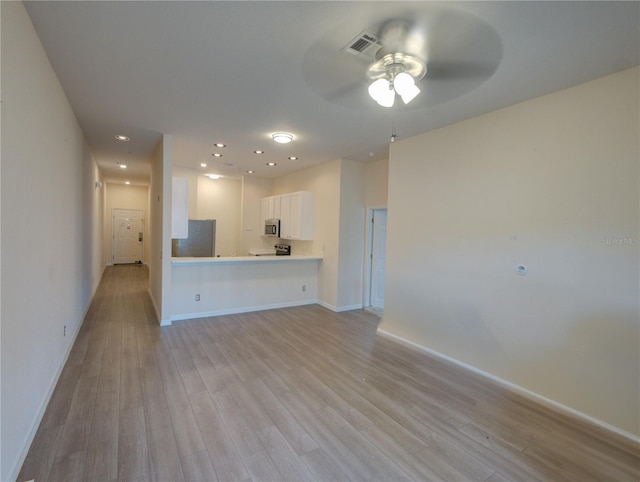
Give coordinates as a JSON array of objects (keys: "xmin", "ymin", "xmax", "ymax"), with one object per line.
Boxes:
[
  {"xmin": 289, "ymin": 192, "xmax": 302, "ymax": 239},
  {"xmin": 279, "ymin": 193, "xmax": 292, "ymax": 238},
  {"xmin": 261, "ymin": 197, "xmax": 269, "ymax": 227},
  {"xmin": 261, "ymin": 196, "xmax": 273, "ymax": 238},
  {"xmin": 281, "ymin": 191, "xmax": 314, "ymax": 240},
  {"xmin": 272, "ymin": 196, "xmax": 281, "ymax": 219}
]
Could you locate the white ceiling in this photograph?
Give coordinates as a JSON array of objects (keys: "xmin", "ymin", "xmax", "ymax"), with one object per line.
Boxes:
[{"xmin": 24, "ymin": 1, "xmax": 639, "ymax": 185}]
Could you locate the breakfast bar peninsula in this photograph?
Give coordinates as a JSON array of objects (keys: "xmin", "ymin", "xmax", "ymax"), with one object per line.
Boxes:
[{"xmin": 170, "ymin": 254, "xmax": 323, "ymax": 322}]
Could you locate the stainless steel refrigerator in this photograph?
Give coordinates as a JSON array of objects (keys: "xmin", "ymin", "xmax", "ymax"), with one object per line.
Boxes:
[{"xmin": 171, "ymin": 219, "xmax": 215, "ymax": 257}]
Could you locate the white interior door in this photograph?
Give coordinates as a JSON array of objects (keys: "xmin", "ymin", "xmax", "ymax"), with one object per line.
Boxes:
[
  {"xmin": 113, "ymin": 209, "xmax": 144, "ymax": 264},
  {"xmin": 370, "ymin": 209, "xmax": 387, "ymax": 308}
]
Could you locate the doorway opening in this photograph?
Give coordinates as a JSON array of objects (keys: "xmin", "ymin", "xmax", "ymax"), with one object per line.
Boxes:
[{"xmin": 364, "ymin": 208, "xmax": 387, "ymax": 315}]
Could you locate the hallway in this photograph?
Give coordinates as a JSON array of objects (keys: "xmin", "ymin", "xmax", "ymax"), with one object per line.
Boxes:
[{"xmin": 18, "ymin": 265, "xmax": 639, "ymax": 481}]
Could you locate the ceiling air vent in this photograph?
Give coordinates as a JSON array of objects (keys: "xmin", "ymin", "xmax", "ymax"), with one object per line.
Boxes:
[{"xmin": 341, "ymin": 30, "xmax": 381, "ymax": 59}]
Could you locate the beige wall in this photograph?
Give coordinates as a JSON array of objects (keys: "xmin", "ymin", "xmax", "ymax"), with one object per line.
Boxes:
[
  {"xmin": 366, "ymin": 157, "xmax": 389, "ymax": 208},
  {"xmin": 1, "ymin": 3, "xmax": 104, "ymax": 479},
  {"xmin": 381, "ymin": 67, "xmax": 640, "ymax": 436},
  {"xmin": 241, "ymin": 175, "xmax": 273, "ymax": 255},
  {"xmin": 104, "ymin": 183, "xmax": 149, "ymax": 265}
]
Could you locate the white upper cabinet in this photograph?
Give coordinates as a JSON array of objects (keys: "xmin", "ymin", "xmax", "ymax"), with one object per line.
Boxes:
[
  {"xmin": 280, "ymin": 191, "xmax": 314, "ymax": 240},
  {"xmin": 272, "ymin": 196, "xmax": 281, "ymax": 219},
  {"xmin": 261, "ymin": 191, "xmax": 314, "ymax": 240},
  {"xmin": 261, "ymin": 195, "xmax": 281, "ymax": 222}
]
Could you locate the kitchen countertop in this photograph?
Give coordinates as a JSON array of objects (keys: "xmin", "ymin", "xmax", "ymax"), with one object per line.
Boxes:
[
  {"xmin": 172, "ymin": 255, "xmax": 322, "ymax": 265},
  {"xmin": 248, "ymin": 248, "xmax": 276, "ymax": 255}
]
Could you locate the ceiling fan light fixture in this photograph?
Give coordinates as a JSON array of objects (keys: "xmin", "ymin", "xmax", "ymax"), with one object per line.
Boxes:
[
  {"xmin": 368, "ymin": 78, "xmax": 395, "ymax": 107},
  {"xmin": 394, "ymin": 72, "xmax": 420, "ymax": 104},
  {"xmin": 272, "ymin": 132, "xmax": 293, "ymax": 144},
  {"xmin": 367, "ymin": 52, "xmax": 426, "ymax": 107}
]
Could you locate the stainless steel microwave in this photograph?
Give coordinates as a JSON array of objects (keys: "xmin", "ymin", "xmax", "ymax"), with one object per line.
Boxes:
[{"xmin": 264, "ymin": 218, "xmax": 280, "ymax": 237}]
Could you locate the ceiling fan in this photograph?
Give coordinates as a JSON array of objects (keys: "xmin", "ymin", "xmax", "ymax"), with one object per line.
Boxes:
[
  {"xmin": 360, "ymin": 20, "xmax": 428, "ymax": 107},
  {"xmin": 302, "ymin": 7, "xmax": 503, "ymax": 111}
]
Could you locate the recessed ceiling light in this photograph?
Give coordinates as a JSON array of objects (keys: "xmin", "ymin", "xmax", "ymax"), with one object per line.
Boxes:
[
  {"xmin": 254, "ymin": 150, "xmax": 264, "ymax": 154},
  {"xmin": 115, "ymin": 135, "xmax": 130, "ymax": 141},
  {"xmin": 266, "ymin": 162, "xmax": 277, "ymax": 167},
  {"xmin": 272, "ymin": 132, "xmax": 293, "ymax": 144},
  {"xmin": 246, "ymin": 170, "xmax": 255, "ymax": 174},
  {"xmin": 214, "ymin": 143, "xmax": 226, "ymax": 148},
  {"xmin": 119, "ymin": 164, "xmax": 127, "ymax": 169},
  {"xmin": 125, "ymin": 181, "xmax": 130, "ymax": 185},
  {"xmin": 288, "ymin": 156, "xmax": 298, "ymax": 160},
  {"xmin": 200, "ymin": 163, "xmax": 207, "ymax": 167},
  {"xmin": 212, "ymin": 153, "xmax": 222, "ymax": 157},
  {"xmin": 207, "ymin": 174, "xmax": 221, "ymax": 180}
]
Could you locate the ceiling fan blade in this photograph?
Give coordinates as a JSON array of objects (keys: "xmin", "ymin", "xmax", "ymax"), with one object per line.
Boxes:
[
  {"xmin": 425, "ymin": 60, "xmax": 499, "ymax": 80},
  {"xmin": 302, "ymin": 34, "xmax": 374, "ymax": 104}
]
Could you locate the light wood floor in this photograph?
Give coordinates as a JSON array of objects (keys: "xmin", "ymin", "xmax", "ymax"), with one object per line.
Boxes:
[{"xmin": 19, "ymin": 265, "xmax": 639, "ymax": 481}]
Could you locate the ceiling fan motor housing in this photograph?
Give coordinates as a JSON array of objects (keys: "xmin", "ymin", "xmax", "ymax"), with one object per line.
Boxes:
[{"xmin": 366, "ymin": 52, "xmax": 427, "ymax": 82}]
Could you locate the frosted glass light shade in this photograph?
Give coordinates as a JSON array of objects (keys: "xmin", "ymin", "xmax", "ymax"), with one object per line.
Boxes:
[
  {"xmin": 368, "ymin": 79, "xmax": 395, "ymax": 107},
  {"xmin": 394, "ymin": 72, "xmax": 420, "ymax": 104},
  {"xmin": 272, "ymin": 132, "xmax": 293, "ymax": 144}
]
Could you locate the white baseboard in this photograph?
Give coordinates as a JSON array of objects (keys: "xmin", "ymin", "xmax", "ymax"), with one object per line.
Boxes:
[
  {"xmin": 377, "ymin": 328, "xmax": 640, "ymax": 445},
  {"xmin": 170, "ymin": 299, "xmax": 318, "ymax": 322},
  {"xmin": 316, "ymin": 301, "xmax": 363, "ymax": 312},
  {"xmin": 335, "ymin": 303, "xmax": 364, "ymax": 312}
]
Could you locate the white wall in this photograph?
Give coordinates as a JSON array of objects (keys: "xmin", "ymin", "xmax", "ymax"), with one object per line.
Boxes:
[
  {"xmin": 381, "ymin": 67, "xmax": 640, "ymax": 437},
  {"xmin": 104, "ymin": 183, "xmax": 149, "ymax": 265},
  {"xmin": 0, "ymin": 3, "xmax": 104, "ymax": 479}
]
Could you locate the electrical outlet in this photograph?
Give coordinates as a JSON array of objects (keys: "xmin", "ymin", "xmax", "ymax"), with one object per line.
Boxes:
[
  {"xmin": 195, "ymin": 294, "xmax": 200, "ymax": 302},
  {"xmin": 302, "ymin": 285, "xmax": 306, "ymax": 292}
]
